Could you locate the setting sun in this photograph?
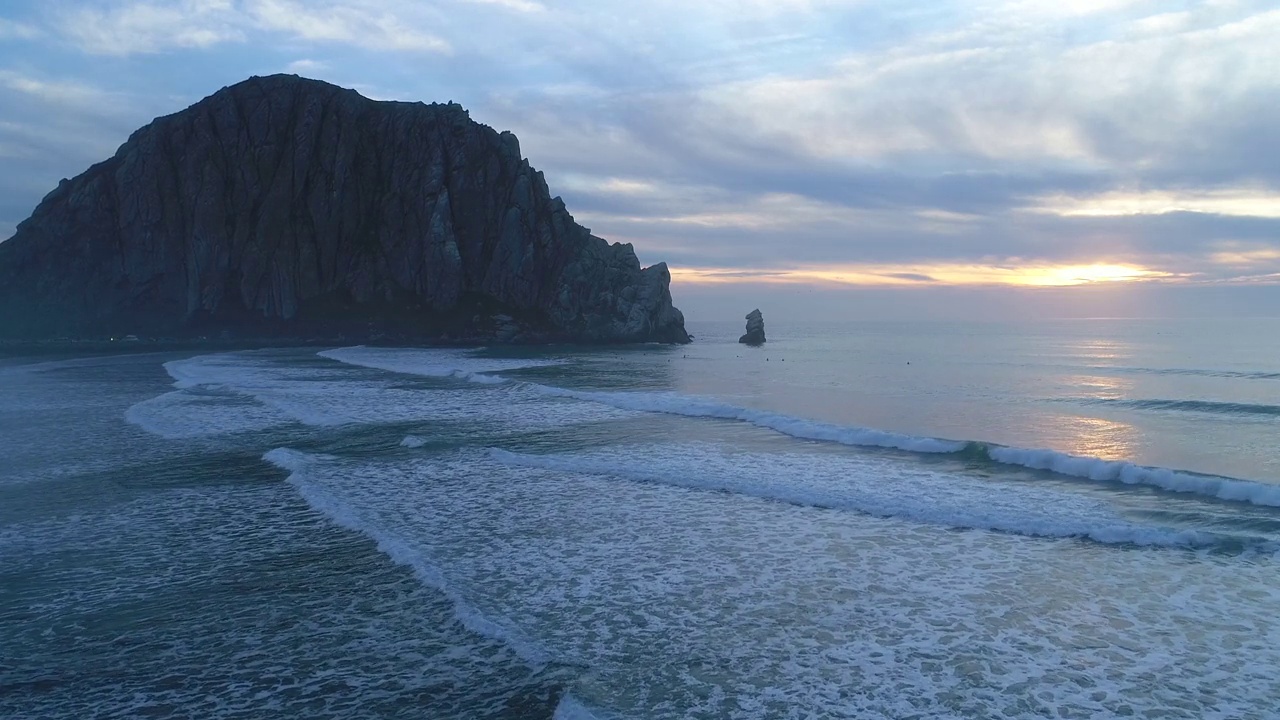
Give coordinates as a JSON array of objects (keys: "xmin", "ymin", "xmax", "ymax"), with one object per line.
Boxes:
[{"xmin": 1013, "ymin": 263, "xmax": 1167, "ymax": 286}]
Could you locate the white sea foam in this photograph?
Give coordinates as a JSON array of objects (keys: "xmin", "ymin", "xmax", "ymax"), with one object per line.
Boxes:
[
  {"xmin": 986, "ymin": 446, "xmax": 1280, "ymax": 508},
  {"xmin": 401, "ymin": 435, "xmax": 427, "ymax": 448},
  {"xmin": 527, "ymin": 383, "xmax": 1280, "ymax": 508},
  {"xmin": 263, "ymin": 447, "xmax": 553, "ymax": 665},
  {"xmin": 466, "ymin": 372, "xmax": 509, "ymax": 385},
  {"xmin": 0, "ymin": 353, "xmax": 169, "ymax": 376},
  {"xmin": 262, "ymin": 447, "xmax": 317, "ymax": 474},
  {"xmin": 274, "ymin": 447, "xmax": 1280, "ymax": 720},
  {"xmin": 528, "ymin": 385, "xmax": 965, "ymax": 453},
  {"xmin": 124, "ymin": 390, "xmax": 294, "ymax": 439},
  {"xmin": 127, "ymin": 351, "xmax": 619, "ymax": 437},
  {"xmin": 488, "ymin": 446, "xmax": 1267, "ymax": 553},
  {"xmin": 317, "ymin": 346, "xmax": 562, "ymax": 383},
  {"xmin": 19, "ymin": 334, "xmax": 1280, "ymax": 719},
  {"xmin": 553, "ymin": 694, "xmax": 608, "ymax": 720},
  {"xmin": 162, "ymin": 354, "xmax": 355, "ymax": 429},
  {"xmin": 4, "ymin": 457, "xmax": 553, "ymax": 720},
  {"xmin": 125, "ymin": 353, "xmax": 359, "ymax": 433}
]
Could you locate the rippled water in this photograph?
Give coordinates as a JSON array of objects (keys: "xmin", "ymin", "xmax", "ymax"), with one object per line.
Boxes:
[{"xmin": 3, "ymin": 318, "xmax": 1280, "ymax": 718}]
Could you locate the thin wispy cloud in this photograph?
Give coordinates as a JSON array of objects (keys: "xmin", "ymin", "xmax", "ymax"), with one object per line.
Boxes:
[
  {"xmin": 1026, "ymin": 189, "xmax": 1280, "ymax": 219},
  {"xmin": 0, "ymin": 17, "xmax": 40, "ymax": 39},
  {"xmin": 247, "ymin": 0, "xmax": 451, "ymax": 54},
  {"xmin": 284, "ymin": 58, "xmax": 329, "ymax": 74},
  {"xmin": 48, "ymin": 0, "xmax": 452, "ymax": 56},
  {"xmin": 0, "ymin": 70, "xmax": 116, "ymax": 107},
  {"xmin": 461, "ymin": 0, "xmax": 546, "ymax": 13},
  {"xmin": 57, "ymin": 0, "xmax": 246, "ymax": 55}
]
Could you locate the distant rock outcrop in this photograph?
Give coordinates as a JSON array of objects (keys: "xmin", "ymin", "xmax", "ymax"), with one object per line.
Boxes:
[
  {"xmin": 0, "ymin": 74, "xmax": 690, "ymax": 344},
  {"xmin": 739, "ymin": 309, "xmax": 765, "ymax": 345}
]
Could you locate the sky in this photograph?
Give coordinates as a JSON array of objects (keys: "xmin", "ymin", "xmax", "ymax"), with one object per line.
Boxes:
[{"xmin": 1, "ymin": 0, "xmax": 1278, "ymax": 321}]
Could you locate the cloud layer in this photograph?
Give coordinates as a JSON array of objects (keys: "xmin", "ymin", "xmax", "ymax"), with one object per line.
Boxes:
[{"xmin": 0, "ymin": 0, "xmax": 1276, "ymax": 316}]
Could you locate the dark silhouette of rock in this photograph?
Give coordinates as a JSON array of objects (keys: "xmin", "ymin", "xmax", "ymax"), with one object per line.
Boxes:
[
  {"xmin": 0, "ymin": 75, "xmax": 689, "ymax": 344},
  {"xmin": 739, "ymin": 308, "xmax": 765, "ymax": 345}
]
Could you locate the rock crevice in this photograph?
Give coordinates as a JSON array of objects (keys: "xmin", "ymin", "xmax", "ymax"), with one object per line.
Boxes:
[{"xmin": 0, "ymin": 74, "xmax": 690, "ymax": 343}]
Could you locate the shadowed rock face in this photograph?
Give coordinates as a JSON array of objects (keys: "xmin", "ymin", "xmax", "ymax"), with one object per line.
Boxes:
[
  {"xmin": 739, "ymin": 308, "xmax": 765, "ymax": 345},
  {"xmin": 0, "ymin": 74, "xmax": 689, "ymax": 343}
]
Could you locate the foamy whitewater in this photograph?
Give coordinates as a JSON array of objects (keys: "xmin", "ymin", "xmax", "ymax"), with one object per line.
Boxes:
[{"xmin": 4, "ymin": 318, "xmax": 1280, "ymax": 718}]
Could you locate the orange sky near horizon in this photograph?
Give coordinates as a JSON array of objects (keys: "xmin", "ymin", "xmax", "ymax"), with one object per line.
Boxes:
[{"xmin": 669, "ymin": 262, "xmax": 1188, "ymax": 288}]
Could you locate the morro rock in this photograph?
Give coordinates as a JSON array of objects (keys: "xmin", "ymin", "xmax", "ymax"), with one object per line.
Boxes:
[
  {"xmin": 0, "ymin": 75, "xmax": 689, "ymax": 344},
  {"xmin": 739, "ymin": 309, "xmax": 765, "ymax": 345}
]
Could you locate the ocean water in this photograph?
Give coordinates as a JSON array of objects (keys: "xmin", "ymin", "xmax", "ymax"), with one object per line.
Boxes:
[{"xmin": 3, "ymin": 318, "xmax": 1279, "ymax": 719}]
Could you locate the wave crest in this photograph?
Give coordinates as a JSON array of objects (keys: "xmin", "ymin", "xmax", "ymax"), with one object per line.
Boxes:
[
  {"xmin": 317, "ymin": 346, "xmax": 560, "ymax": 384},
  {"xmin": 1083, "ymin": 398, "xmax": 1280, "ymax": 416},
  {"xmin": 531, "ymin": 385, "xmax": 965, "ymax": 454},
  {"xmin": 527, "ymin": 384, "xmax": 1280, "ymax": 508},
  {"xmin": 487, "ymin": 447, "xmax": 1275, "ymax": 554}
]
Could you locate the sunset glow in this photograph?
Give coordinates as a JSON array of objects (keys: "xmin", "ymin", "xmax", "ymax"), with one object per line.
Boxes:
[{"xmin": 670, "ymin": 262, "xmax": 1174, "ymax": 288}]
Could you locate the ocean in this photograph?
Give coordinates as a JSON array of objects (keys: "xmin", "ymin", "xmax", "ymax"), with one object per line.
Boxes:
[{"xmin": 3, "ymin": 318, "xmax": 1279, "ymax": 719}]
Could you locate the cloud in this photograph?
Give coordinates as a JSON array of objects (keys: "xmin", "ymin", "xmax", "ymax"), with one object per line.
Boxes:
[
  {"xmin": 0, "ymin": 70, "xmax": 111, "ymax": 106},
  {"xmin": 248, "ymin": 0, "xmax": 450, "ymax": 53},
  {"xmin": 475, "ymin": 2, "xmax": 1279, "ymax": 211},
  {"xmin": 1209, "ymin": 243, "xmax": 1280, "ymax": 267},
  {"xmin": 683, "ymin": 7, "xmax": 1280, "ymax": 176},
  {"xmin": 52, "ymin": 0, "xmax": 450, "ymax": 55},
  {"xmin": 0, "ymin": 70, "xmax": 165, "ymax": 236},
  {"xmin": 58, "ymin": 0, "xmax": 245, "ymax": 55},
  {"xmin": 462, "ymin": 0, "xmax": 546, "ymax": 12},
  {"xmin": 4, "ymin": 0, "xmax": 1278, "ymax": 303},
  {"xmin": 453, "ymin": 0, "xmax": 1280, "ymax": 294},
  {"xmin": 671, "ymin": 261, "xmax": 1180, "ymax": 288},
  {"xmin": 580, "ymin": 191, "xmax": 884, "ymax": 231},
  {"xmin": 0, "ymin": 17, "xmax": 41, "ymax": 39},
  {"xmin": 284, "ymin": 58, "xmax": 330, "ymax": 74},
  {"xmin": 1025, "ymin": 188, "xmax": 1280, "ymax": 219},
  {"xmin": 1204, "ymin": 242, "xmax": 1280, "ymax": 282},
  {"xmin": 1128, "ymin": 10, "xmax": 1193, "ymax": 35},
  {"xmin": 555, "ymin": 171, "xmax": 1280, "ymax": 284},
  {"xmin": 998, "ymin": 0, "xmax": 1151, "ymax": 19}
]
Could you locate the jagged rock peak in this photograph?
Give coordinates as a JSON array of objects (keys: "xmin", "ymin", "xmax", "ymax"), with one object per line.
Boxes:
[
  {"xmin": 0, "ymin": 74, "xmax": 690, "ymax": 344},
  {"xmin": 739, "ymin": 308, "xmax": 765, "ymax": 345}
]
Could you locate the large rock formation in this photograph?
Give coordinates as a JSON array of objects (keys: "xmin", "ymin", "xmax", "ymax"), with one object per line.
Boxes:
[
  {"xmin": 0, "ymin": 75, "xmax": 689, "ymax": 344},
  {"xmin": 739, "ymin": 309, "xmax": 765, "ymax": 345}
]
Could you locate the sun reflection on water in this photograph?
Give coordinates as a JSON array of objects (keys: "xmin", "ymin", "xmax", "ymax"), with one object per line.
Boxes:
[
  {"xmin": 1052, "ymin": 414, "xmax": 1138, "ymax": 462},
  {"xmin": 1063, "ymin": 373, "xmax": 1134, "ymax": 401},
  {"xmin": 1069, "ymin": 338, "xmax": 1130, "ymax": 364}
]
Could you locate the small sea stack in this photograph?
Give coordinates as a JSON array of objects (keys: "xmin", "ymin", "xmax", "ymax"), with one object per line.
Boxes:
[{"xmin": 739, "ymin": 309, "xmax": 766, "ymax": 345}]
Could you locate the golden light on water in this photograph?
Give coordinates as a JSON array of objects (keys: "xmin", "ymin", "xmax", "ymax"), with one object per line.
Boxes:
[
  {"xmin": 1058, "ymin": 415, "xmax": 1137, "ymax": 464},
  {"xmin": 669, "ymin": 262, "xmax": 1173, "ymax": 288}
]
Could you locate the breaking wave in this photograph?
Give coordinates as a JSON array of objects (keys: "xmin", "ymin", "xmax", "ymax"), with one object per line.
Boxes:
[
  {"xmin": 1080, "ymin": 398, "xmax": 1280, "ymax": 417},
  {"xmin": 263, "ymin": 448, "xmax": 553, "ymax": 664},
  {"xmin": 264, "ymin": 447, "xmax": 600, "ymax": 719},
  {"xmin": 317, "ymin": 346, "xmax": 561, "ymax": 384},
  {"xmin": 1098, "ymin": 365, "xmax": 1280, "ymax": 381},
  {"xmin": 530, "ymin": 385, "xmax": 965, "ymax": 453},
  {"xmin": 487, "ymin": 447, "xmax": 1276, "ymax": 554},
  {"xmin": 527, "ymin": 385, "xmax": 1280, "ymax": 508}
]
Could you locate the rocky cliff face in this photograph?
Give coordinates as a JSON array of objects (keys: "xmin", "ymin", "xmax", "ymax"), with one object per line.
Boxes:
[
  {"xmin": 739, "ymin": 309, "xmax": 765, "ymax": 345},
  {"xmin": 0, "ymin": 75, "xmax": 689, "ymax": 343}
]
